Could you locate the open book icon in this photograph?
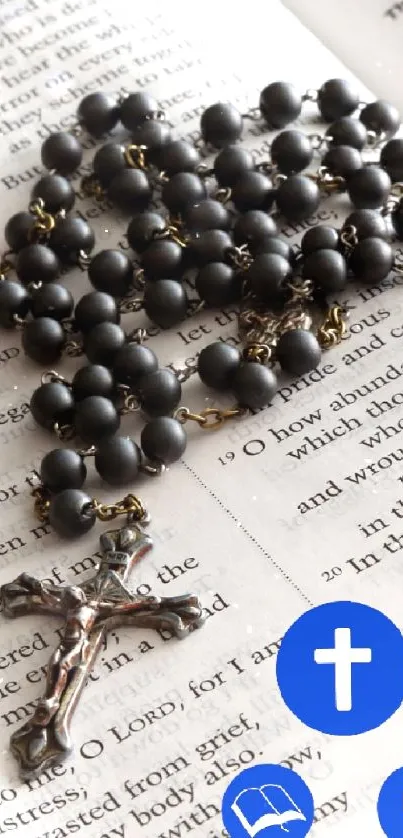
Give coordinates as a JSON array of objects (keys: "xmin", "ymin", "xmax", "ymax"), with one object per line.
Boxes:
[{"xmin": 231, "ymin": 784, "xmax": 307, "ymax": 835}]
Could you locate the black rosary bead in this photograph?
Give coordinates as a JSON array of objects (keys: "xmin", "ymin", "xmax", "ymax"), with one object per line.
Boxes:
[
  {"xmin": 326, "ymin": 117, "xmax": 367, "ymax": 150},
  {"xmin": 84, "ymin": 322, "xmax": 126, "ymax": 366},
  {"xmin": 143, "ymin": 279, "xmax": 188, "ymax": 328},
  {"xmin": 157, "ymin": 139, "xmax": 200, "ymax": 175},
  {"xmin": 271, "ymin": 130, "xmax": 313, "ymax": 174},
  {"xmin": 247, "ymin": 252, "xmax": 291, "ymax": 305},
  {"xmin": 40, "ymin": 448, "xmax": 87, "ymax": 493},
  {"xmin": 276, "ymin": 328, "xmax": 321, "ymax": 375},
  {"xmin": 190, "ymin": 230, "xmax": 233, "ymax": 267},
  {"xmin": 317, "ymin": 78, "xmax": 359, "ymax": 121},
  {"xmin": 95, "ymin": 435, "xmax": 141, "ymax": 485},
  {"xmin": 349, "ymin": 237, "xmax": 393, "ymax": 284},
  {"xmin": 22, "ymin": 317, "xmax": 65, "ymax": 364},
  {"xmin": 214, "ymin": 145, "xmax": 254, "ymax": 187},
  {"xmin": 131, "ymin": 120, "xmax": 172, "ymax": 161},
  {"xmin": 30, "ymin": 283, "xmax": 74, "ymax": 321},
  {"xmin": 343, "ymin": 209, "xmax": 387, "ymax": 240},
  {"xmin": 200, "ymin": 103, "xmax": 243, "ymax": 148},
  {"xmin": 127, "ymin": 212, "xmax": 166, "ymax": 253},
  {"xmin": 196, "ymin": 262, "xmax": 242, "ymax": 307},
  {"xmin": 276, "ymin": 174, "xmax": 320, "ymax": 221},
  {"xmin": 5, "ymin": 211, "xmax": 35, "ymax": 251},
  {"xmin": 50, "ymin": 217, "xmax": 95, "ymax": 264},
  {"xmin": 72, "ymin": 364, "xmax": 115, "ymax": 401},
  {"xmin": 137, "ymin": 369, "xmax": 181, "ymax": 417},
  {"xmin": 93, "ymin": 143, "xmax": 127, "ymax": 187},
  {"xmin": 75, "ymin": 394, "xmax": 120, "ymax": 444},
  {"xmin": 15, "ymin": 243, "xmax": 61, "ymax": 286},
  {"xmin": 78, "ymin": 92, "xmax": 120, "ymax": 137},
  {"xmin": 254, "ymin": 235, "xmax": 294, "ymax": 263},
  {"xmin": 41, "ymin": 132, "xmax": 83, "ymax": 176},
  {"xmin": 141, "ymin": 239, "xmax": 183, "ymax": 280},
  {"xmin": 48, "ymin": 489, "xmax": 96, "ymax": 538},
  {"xmin": 30, "ymin": 381, "xmax": 74, "ymax": 430},
  {"xmin": 184, "ymin": 199, "xmax": 231, "ymax": 232},
  {"xmin": 88, "ymin": 249, "xmax": 133, "ymax": 297},
  {"xmin": 0, "ymin": 281, "xmax": 30, "ymax": 328},
  {"xmin": 32, "ymin": 174, "xmax": 75, "ymax": 214},
  {"xmin": 259, "ymin": 82, "xmax": 302, "ymax": 128},
  {"xmin": 322, "ymin": 145, "xmax": 362, "ymax": 180},
  {"xmin": 231, "ymin": 171, "xmax": 275, "ymax": 212},
  {"xmin": 232, "ymin": 362, "xmax": 277, "ymax": 409},
  {"xmin": 113, "ymin": 343, "xmax": 158, "ymax": 386},
  {"xmin": 380, "ymin": 138, "xmax": 403, "ymax": 182},
  {"xmin": 75, "ymin": 291, "xmax": 119, "ymax": 333},
  {"xmin": 197, "ymin": 341, "xmax": 241, "ymax": 389},
  {"xmin": 392, "ymin": 201, "xmax": 403, "ymax": 240},
  {"xmin": 347, "ymin": 167, "xmax": 391, "ymax": 209},
  {"xmin": 301, "ymin": 225, "xmax": 339, "ymax": 254},
  {"xmin": 108, "ymin": 168, "xmax": 152, "ymax": 213},
  {"xmin": 162, "ymin": 172, "xmax": 206, "ymax": 215},
  {"xmin": 120, "ymin": 92, "xmax": 159, "ymax": 131},
  {"xmin": 302, "ymin": 248, "xmax": 347, "ymax": 292},
  {"xmin": 233, "ymin": 210, "xmax": 277, "ymax": 251},
  {"xmin": 360, "ymin": 100, "xmax": 400, "ymax": 139},
  {"xmin": 141, "ymin": 417, "xmax": 187, "ymax": 464}
]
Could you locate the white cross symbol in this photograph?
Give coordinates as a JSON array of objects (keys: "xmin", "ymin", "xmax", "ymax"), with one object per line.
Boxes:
[{"xmin": 314, "ymin": 627, "xmax": 372, "ymax": 711}]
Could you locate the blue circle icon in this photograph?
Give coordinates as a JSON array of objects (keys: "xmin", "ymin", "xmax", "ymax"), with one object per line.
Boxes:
[
  {"xmin": 378, "ymin": 767, "xmax": 403, "ymax": 836},
  {"xmin": 222, "ymin": 763, "xmax": 314, "ymax": 837},
  {"xmin": 276, "ymin": 601, "xmax": 403, "ymax": 735}
]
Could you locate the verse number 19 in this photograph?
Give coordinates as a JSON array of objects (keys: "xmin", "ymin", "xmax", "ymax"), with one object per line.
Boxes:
[{"xmin": 218, "ymin": 452, "xmax": 235, "ymax": 466}]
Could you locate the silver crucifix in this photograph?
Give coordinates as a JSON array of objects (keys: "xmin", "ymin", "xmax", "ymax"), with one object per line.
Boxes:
[{"xmin": 0, "ymin": 524, "xmax": 204, "ymax": 778}]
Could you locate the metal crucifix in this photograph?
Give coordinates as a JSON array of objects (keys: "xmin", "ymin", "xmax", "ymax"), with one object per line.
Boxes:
[{"xmin": 0, "ymin": 524, "xmax": 204, "ymax": 778}]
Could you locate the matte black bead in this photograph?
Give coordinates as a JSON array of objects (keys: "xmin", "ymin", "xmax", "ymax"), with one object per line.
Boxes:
[
  {"xmin": 157, "ymin": 140, "xmax": 200, "ymax": 175},
  {"xmin": 162, "ymin": 172, "xmax": 206, "ymax": 215},
  {"xmin": 141, "ymin": 417, "xmax": 187, "ymax": 464},
  {"xmin": 231, "ymin": 171, "xmax": 275, "ymax": 212},
  {"xmin": 108, "ymin": 168, "xmax": 151, "ymax": 213},
  {"xmin": 144, "ymin": 279, "xmax": 188, "ymax": 328},
  {"xmin": 184, "ymin": 199, "xmax": 231, "ymax": 232},
  {"xmin": 30, "ymin": 381, "xmax": 74, "ymax": 430},
  {"xmin": 30, "ymin": 283, "xmax": 74, "ymax": 321},
  {"xmin": 271, "ymin": 130, "xmax": 313, "ymax": 174},
  {"xmin": 302, "ymin": 248, "xmax": 347, "ymax": 292},
  {"xmin": 200, "ymin": 103, "xmax": 243, "ymax": 148},
  {"xmin": 137, "ymin": 369, "xmax": 181, "ymax": 417},
  {"xmin": 380, "ymin": 138, "xmax": 403, "ymax": 182},
  {"xmin": 326, "ymin": 117, "xmax": 367, "ymax": 150},
  {"xmin": 50, "ymin": 217, "xmax": 95, "ymax": 264},
  {"xmin": 72, "ymin": 364, "xmax": 115, "ymax": 401},
  {"xmin": 141, "ymin": 239, "xmax": 183, "ymax": 279},
  {"xmin": 95, "ymin": 435, "xmax": 141, "ymax": 485},
  {"xmin": 32, "ymin": 174, "xmax": 75, "ymax": 214},
  {"xmin": 196, "ymin": 261, "xmax": 242, "ymax": 307},
  {"xmin": 93, "ymin": 143, "xmax": 126, "ymax": 187},
  {"xmin": 254, "ymin": 235, "xmax": 294, "ymax": 262},
  {"xmin": 15, "ymin": 243, "xmax": 61, "ymax": 286},
  {"xmin": 190, "ymin": 230, "xmax": 233, "ymax": 267},
  {"xmin": 277, "ymin": 328, "xmax": 321, "ymax": 375},
  {"xmin": 131, "ymin": 120, "xmax": 172, "ymax": 162},
  {"xmin": 48, "ymin": 489, "xmax": 96, "ymax": 538},
  {"xmin": 347, "ymin": 167, "xmax": 391, "ymax": 209},
  {"xmin": 349, "ymin": 237, "xmax": 393, "ymax": 284},
  {"xmin": 0, "ymin": 281, "xmax": 30, "ymax": 328},
  {"xmin": 127, "ymin": 212, "xmax": 166, "ymax": 253},
  {"xmin": 318, "ymin": 79, "xmax": 359, "ymax": 121},
  {"xmin": 301, "ymin": 225, "xmax": 339, "ymax": 254},
  {"xmin": 120, "ymin": 92, "xmax": 159, "ymax": 131},
  {"xmin": 78, "ymin": 92, "xmax": 120, "ymax": 137},
  {"xmin": 22, "ymin": 317, "xmax": 65, "ymax": 364},
  {"xmin": 343, "ymin": 209, "xmax": 387, "ymax": 240},
  {"xmin": 232, "ymin": 362, "xmax": 277, "ymax": 409},
  {"xmin": 259, "ymin": 82, "xmax": 302, "ymax": 128},
  {"xmin": 88, "ymin": 250, "xmax": 133, "ymax": 297},
  {"xmin": 247, "ymin": 252, "xmax": 291, "ymax": 304},
  {"xmin": 214, "ymin": 145, "xmax": 254, "ymax": 186},
  {"xmin": 84, "ymin": 322, "xmax": 126, "ymax": 366},
  {"xmin": 5, "ymin": 212, "xmax": 35, "ymax": 251},
  {"xmin": 113, "ymin": 343, "xmax": 158, "ymax": 386},
  {"xmin": 198, "ymin": 341, "xmax": 241, "ymax": 389},
  {"xmin": 41, "ymin": 132, "xmax": 83, "ymax": 175},
  {"xmin": 276, "ymin": 174, "xmax": 320, "ymax": 221},
  {"xmin": 322, "ymin": 145, "xmax": 362, "ymax": 179},
  {"xmin": 75, "ymin": 395, "xmax": 120, "ymax": 444},
  {"xmin": 75, "ymin": 291, "xmax": 119, "ymax": 333},
  {"xmin": 360, "ymin": 100, "xmax": 400, "ymax": 138},
  {"xmin": 40, "ymin": 448, "xmax": 86, "ymax": 493},
  {"xmin": 233, "ymin": 210, "xmax": 277, "ymax": 251}
]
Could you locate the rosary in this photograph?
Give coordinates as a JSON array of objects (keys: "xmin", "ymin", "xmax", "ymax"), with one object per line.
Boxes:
[{"xmin": 0, "ymin": 77, "xmax": 402, "ymax": 778}]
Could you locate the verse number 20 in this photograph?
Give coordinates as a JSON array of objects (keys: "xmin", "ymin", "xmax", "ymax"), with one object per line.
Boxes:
[{"xmin": 322, "ymin": 566, "xmax": 343, "ymax": 583}]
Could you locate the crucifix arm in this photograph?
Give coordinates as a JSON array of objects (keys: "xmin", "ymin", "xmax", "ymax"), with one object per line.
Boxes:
[
  {"xmin": 1, "ymin": 573, "xmax": 65, "ymax": 619},
  {"xmin": 101, "ymin": 593, "xmax": 204, "ymax": 638}
]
